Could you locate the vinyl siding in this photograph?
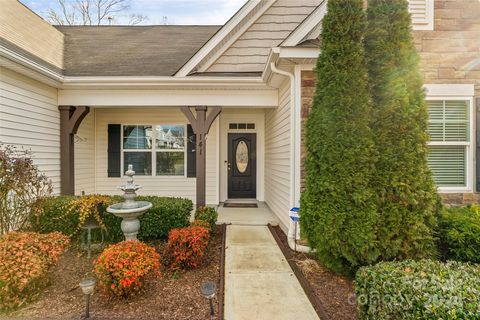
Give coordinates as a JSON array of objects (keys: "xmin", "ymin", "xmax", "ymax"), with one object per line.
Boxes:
[
  {"xmin": 265, "ymin": 80, "xmax": 291, "ymax": 228},
  {"xmin": 0, "ymin": 0, "xmax": 64, "ymax": 69},
  {"xmin": 94, "ymin": 108, "xmax": 218, "ymax": 205},
  {"xmin": 74, "ymin": 110, "xmax": 95, "ymax": 195},
  {"xmin": 207, "ymin": 0, "xmax": 321, "ymax": 73},
  {"xmin": 0, "ymin": 67, "xmax": 61, "ymax": 193}
]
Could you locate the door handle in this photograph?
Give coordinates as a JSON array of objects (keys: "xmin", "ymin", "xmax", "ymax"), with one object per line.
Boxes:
[{"xmin": 227, "ymin": 162, "xmax": 231, "ymax": 171}]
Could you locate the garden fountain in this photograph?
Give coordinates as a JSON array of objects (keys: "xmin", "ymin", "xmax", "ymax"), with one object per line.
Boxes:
[{"xmin": 106, "ymin": 164, "xmax": 152, "ymax": 240}]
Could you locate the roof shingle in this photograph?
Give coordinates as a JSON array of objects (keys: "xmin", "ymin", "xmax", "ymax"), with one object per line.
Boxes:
[{"xmin": 56, "ymin": 25, "xmax": 220, "ymax": 76}]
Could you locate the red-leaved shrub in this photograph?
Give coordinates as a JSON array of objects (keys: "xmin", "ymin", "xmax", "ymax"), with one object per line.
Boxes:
[
  {"xmin": 94, "ymin": 241, "xmax": 160, "ymax": 297},
  {"xmin": 166, "ymin": 226, "xmax": 209, "ymax": 269},
  {"xmin": 0, "ymin": 232, "xmax": 70, "ymax": 310}
]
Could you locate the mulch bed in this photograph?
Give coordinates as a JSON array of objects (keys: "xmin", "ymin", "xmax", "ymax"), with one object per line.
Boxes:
[
  {"xmin": 269, "ymin": 225, "xmax": 358, "ymax": 320},
  {"xmin": 8, "ymin": 226, "xmax": 224, "ymax": 320}
]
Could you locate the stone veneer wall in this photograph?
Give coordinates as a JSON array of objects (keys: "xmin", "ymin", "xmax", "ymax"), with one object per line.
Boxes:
[
  {"xmin": 414, "ymin": 0, "xmax": 480, "ymax": 205},
  {"xmin": 413, "ymin": 0, "xmax": 480, "ymax": 96},
  {"xmin": 300, "ymin": 1, "xmax": 480, "ymax": 206},
  {"xmin": 300, "ymin": 71, "xmax": 315, "ymax": 193}
]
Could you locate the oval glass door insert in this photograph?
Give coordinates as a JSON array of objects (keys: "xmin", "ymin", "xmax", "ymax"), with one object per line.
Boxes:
[{"xmin": 236, "ymin": 140, "xmax": 249, "ymax": 173}]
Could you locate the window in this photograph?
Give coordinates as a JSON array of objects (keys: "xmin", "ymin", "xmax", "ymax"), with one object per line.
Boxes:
[
  {"xmin": 122, "ymin": 124, "xmax": 186, "ymax": 176},
  {"xmin": 427, "ymin": 100, "xmax": 472, "ymax": 189},
  {"xmin": 155, "ymin": 125, "xmax": 185, "ymax": 176},
  {"xmin": 229, "ymin": 123, "xmax": 255, "ymax": 130}
]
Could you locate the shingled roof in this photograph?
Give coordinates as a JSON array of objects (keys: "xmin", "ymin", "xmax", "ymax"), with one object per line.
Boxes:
[{"xmin": 56, "ymin": 25, "xmax": 220, "ymax": 76}]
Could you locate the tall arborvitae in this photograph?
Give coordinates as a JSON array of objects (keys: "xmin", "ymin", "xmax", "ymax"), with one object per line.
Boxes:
[
  {"xmin": 365, "ymin": 0, "xmax": 439, "ymax": 260},
  {"xmin": 300, "ymin": 0, "xmax": 378, "ymax": 274}
]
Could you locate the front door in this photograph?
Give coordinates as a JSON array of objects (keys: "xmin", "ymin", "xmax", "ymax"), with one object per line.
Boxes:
[{"xmin": 228, "ymin": 133, "xmax": 256, "ymax": 198}]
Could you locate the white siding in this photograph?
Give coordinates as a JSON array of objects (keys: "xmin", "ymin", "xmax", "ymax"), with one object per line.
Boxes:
[
  {"xmin": 94, "ymin": 108, "xmax": 218, "ymax": 205},
  {"xmin": 75, "ymin": 110, "xmax": 95, "ymax": 195},
  {"xmin": 207, "ymin": 0, "xmax": 321, "ymax": 73},
  {"xmin": 0, "ymin": 67, "xmax": 60, "ymax": 193},
  {"xmin": 265, "ymin": 81, "xmax": 291, "ymax": 228}
]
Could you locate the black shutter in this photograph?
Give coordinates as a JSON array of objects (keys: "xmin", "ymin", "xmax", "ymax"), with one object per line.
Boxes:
[
  {"xmin": 108, "ymin": 124, "xmax": 121, "ymax": 177},
  {"xmin": 187, "ymin": 124, "xmax": 196, "ymax": 177},
  {"xmin": 476, "ymin": 98, "xmax": 480, "ymax": 191}
]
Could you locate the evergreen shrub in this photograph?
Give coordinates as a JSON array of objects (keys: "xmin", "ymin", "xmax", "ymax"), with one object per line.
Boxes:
[
  {"xmin": 31, "ymin": 195, "xmax": 192, "ymax": 242},
  {"xmin": 300, "ymin": 0, "xmax": 378, "ymax": 274},
  {"xmin": 364, "ymin": 0, "xmax": 439, "ymax": 261},
  {"xmin": 438, "ymin": 205, "xmax": 480, "ymax": 263},
  {"xmin": 355, "ymin": 260, "xmax": 480, "ymax": 319}
]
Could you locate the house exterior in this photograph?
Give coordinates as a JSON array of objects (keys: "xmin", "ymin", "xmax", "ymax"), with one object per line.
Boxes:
[{"xmin": 1, "ymin": 0, "xmax": 479, "ymax": 231}]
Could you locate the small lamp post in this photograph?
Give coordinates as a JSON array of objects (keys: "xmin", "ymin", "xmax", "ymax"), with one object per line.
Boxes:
[
  {"xmin": 79, "ymin": 277, "xmax": 96, "ymax": 319},
  {"xmin": 200, "ymin": 281, "xmax": 216, "ymax": 319}
]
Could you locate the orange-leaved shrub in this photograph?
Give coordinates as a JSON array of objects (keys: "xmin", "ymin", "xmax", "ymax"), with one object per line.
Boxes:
[
  {"xmin": 0, "ymin": 232, "xmax": 70, "ymax": 310},
  {"xmin": 165, "ymin": 226, "xmax": 209, "ymax": 269},
  {"xmin": 94, "ymin": 241, "xmax": 160, "ymax": 297}
]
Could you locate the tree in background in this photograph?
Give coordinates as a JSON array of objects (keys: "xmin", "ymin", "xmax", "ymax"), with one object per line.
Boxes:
[
  {"xmin": 364, "ymin": 0, "xmax": 439, "ymax": 261},
  {"xmin": 300, "ymin": 0, "xmax": 379, "ymax": 274},
  {"xmin": 46, "ymin": 0, "xmax": 148, "ymax": 25}
]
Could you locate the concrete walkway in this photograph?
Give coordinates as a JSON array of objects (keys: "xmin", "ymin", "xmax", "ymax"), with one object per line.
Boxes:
[{"xmin": 224, "ymin": 225, "xmax": 319, "ymax": 320}]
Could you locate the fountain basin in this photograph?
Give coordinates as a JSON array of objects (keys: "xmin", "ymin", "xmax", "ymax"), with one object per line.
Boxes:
[
  {"xmin": 107, "ymin": 201, "xmax": 152, "ymax": 216},
  {"xmin": 107, "ymin": 201, "xmax": 152, "ymax": 241}
]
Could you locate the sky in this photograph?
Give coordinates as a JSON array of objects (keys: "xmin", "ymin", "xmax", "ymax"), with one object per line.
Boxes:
[{"xmin": 20, "ymin": 0, "xmax": 248, "ymax": 25}]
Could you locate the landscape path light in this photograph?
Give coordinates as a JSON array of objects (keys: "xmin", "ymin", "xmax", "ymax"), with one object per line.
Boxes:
[
  {"xmin": 79, "ymin": 277, "xmax": 96, "ymax": 319},
  {"xmin": 200, "ymin": 281, "xmax": 217, "ymax": 319}
]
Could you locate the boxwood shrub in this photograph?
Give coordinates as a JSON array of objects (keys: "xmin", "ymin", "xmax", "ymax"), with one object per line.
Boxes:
[
  {"xmin": 194, "ymin": 206, "xmax": 218, "ymax": 230},
  {"xmin": 438, "ymin": 206, "xmax": 480, "ymax": 263},
  {"xmin": 355, "ymin": 260, "xmax": 480, "ymax": 319},
  {"xmin": 31, "ymin": 195, "xmax": 193, "ymax": 242}
]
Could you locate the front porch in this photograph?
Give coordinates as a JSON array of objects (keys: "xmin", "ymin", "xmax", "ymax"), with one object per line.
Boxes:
[
  {"xmin": 217, "ymin": 202, "xmax": 279, "ymax": 226},
  {"xmin": 66, "ymin": 104, "xmax": 293, "ymax": 231}
]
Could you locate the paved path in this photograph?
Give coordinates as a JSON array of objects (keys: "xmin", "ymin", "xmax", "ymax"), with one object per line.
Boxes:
[{"xmin": 224, "ymin": 225, "xmax": 319, "ymax": 320}]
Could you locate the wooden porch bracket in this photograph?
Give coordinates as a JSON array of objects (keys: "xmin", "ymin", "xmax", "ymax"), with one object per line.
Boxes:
[
  {"xmin": 59, "ymin": 105, "xmax": 90, "ymax": 195},
  {"xmin": 181, "ymin": 106, "xmax": 222, "ymax": 207}
]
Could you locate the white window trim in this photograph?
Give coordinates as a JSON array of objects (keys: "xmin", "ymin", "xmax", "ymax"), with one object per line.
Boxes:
[
  {"xmin": 121, "ymin": 124, "xmax": 188, "ymax": 178},
  {"xmin": 426, "ymin": 95, "xmax": 475, "ymax": 193}
]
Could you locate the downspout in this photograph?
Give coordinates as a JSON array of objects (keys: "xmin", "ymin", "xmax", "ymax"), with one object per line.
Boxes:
[{"xmin": 270, "ymin": 61, "xmax": 313, "ymax": 253}]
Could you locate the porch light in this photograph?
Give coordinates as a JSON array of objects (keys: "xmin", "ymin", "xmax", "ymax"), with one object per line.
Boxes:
[
  {"xmin": 79, "ymin": 277, "xmax": 96, "ymax": 319},
  {"xmin": 200, "ymin": 281, "xmax": 216, "ymax": 318}
]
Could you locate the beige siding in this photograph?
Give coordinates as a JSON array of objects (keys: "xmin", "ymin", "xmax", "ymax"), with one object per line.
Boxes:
[
  {"xmin": 265, "ymin": 81, "xmax": 291, "ymax": 228},
  {"xmin": 94, "ymin": 108, "xmax": 218, "ymax": 205},
  {"xmin": 75, "ymin": 111, "xmax": 95, "ymax": 195},
  {"xmin": 0, "ymin": 67, "xmax": 60, "ymax": 192},
  {"xmin": 0, "ymin": 0, "xmax": 64, "ymax": 69},
  {"xmin": 207, "ymin": 0, "xmax": 321, "ymax": 73}
]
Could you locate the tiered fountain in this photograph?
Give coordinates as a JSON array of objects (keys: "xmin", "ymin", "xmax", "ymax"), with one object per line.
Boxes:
[{"xmin": 107, "ymin": 164, "xmax": 152, "ymax": 240}]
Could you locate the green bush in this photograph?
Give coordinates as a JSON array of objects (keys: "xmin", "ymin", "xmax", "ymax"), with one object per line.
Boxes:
[
  {"xmin": 364, "ymin": 0, "xmax": 439, "ymax": 261},
  {"xmin": 300, "ymin": 0, "xmax": 378, "ymax": 274},
  {"xmin": 31, "ymin": 195, "xmax": 192, "ymax": 242},
  {"xmin": 30, "ymin": 195, "xmax": 78, "ymax": 236},
  {"xmin": 438, "ymin": 206, "xmax": 480, "ymax": 263},
  {"xmin": 136, "ymin": 196, "xmax": 193, "ymax": 241},
  {"xmin": 194, "ymin": 206, "xmax": 218, "ymax": 230},
  {"xmin": 355, "ymin": 260, "xmax": 480, "ymax": 319}
]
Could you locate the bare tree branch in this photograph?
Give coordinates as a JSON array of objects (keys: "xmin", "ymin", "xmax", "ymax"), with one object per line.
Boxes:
[
  {"xmin": 128, "ymin": 14, "xmax": 148, "ymax": 26},
  {"xmin": 45, "ymin": 0, "xmax": 147, "ymax": 26},
  {"xmin": 46, "ymin": 8, "xmax": 65, "ymax": 25}
]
